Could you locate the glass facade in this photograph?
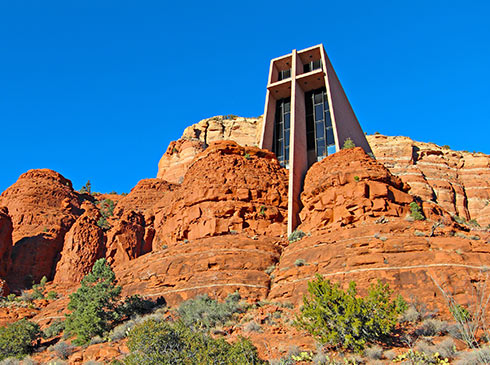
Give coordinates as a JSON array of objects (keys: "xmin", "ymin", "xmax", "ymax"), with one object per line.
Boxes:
[
  {"xmin": 272, "ymin": 97, "xmax": 291, "ymax": 167},
  {"xmin": 305, "ymin": 87, "xmax": 335, "ymax": 161}
]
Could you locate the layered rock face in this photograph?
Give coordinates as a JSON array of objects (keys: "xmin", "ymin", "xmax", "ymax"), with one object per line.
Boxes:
[
  {"xmin": 157, "ymin": 116, "xmax": 262, "ymax": 183},
  {"xmin": 115, "ymin": 235, "xmax": 281, "ymax": 306},
  {"xmin": 53, "ymin": 202, "xmax": 105, "ymax": 284},
  {"xmin": 367, "ymin": 134, "xmax": 490, "ymax": 227},
  {"xmin": 268, "ymin": 147, "xmax": 490, "ymax": 315},
  {"xmin": 153, "ymin": 141, "xmax": 288, "ymax": 247},
  {"xmin": 0, "ymin": 169, "xmax": 83, "ymax": 286}
]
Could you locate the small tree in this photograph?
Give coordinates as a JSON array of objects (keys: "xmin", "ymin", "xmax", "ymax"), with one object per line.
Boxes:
[
  {"xmin": 409, "ymin": 202, "xmax": 425, "ymax": 221},
  {"xmin": 296, "ymin": 275, "xmax": 405, "ymax": 351},
  {"xmin": 342, "ymin": 138, "xmax": 356, "ymax": 149},
  {"xmin": 80, "ymin": 180, "xmax": 92, "ymax": 194},
  {"xmin": 64, "ymin": 258, "xmax": 121, "ymax": 344},
  {"xmin": 0, "ymin": 319, "xmax": 41, "ymax": 360}
]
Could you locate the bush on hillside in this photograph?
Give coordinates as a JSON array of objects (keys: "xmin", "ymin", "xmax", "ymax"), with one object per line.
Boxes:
[
  {"xmin": 64, "ymin": 258, "xmax": 121, "ymax": 345},
  {"xmin": 409, "ymin": 202, "xmax": 425, "ymax": 221},
  {"xmin": 296, "ymin": 275, "xmax": 406, "ymax": 351},
  {"xmin": 0, "ymin": 319, "xmax": 41, "ymax": 360},
  {"xmin": 124, "ymin": 318, "xmax": 266, "ymax": 365},
  {"xmin": 42, "ymin": 319, "xmax": 65, "ymax": 339},
  {"xmin": 177, "ymin": 292, "xmax": 243, "ymax": 331},
  {"xmin": 342, "ymin": 138, "xmax": 356, "ymax": 149}
]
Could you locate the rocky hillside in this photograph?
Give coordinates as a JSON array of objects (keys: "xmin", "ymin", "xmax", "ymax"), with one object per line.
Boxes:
[
  {"xmin": 0, "ymin": 116, "xmax": 489, "ymax": 363},
  {"xmin": 157, "ymin": 117, "xmax": 490, "ymax": 227},
  {"xmin": 367, "ymin": 134, "xmax": 490, "ymax": 227}
]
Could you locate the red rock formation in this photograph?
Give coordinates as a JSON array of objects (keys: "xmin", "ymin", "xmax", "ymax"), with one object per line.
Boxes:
[
  {"xmin": 268, "ymin": 147, "xmax": 490, "ymax": 317},
  {"xmin": 53, "ymin": 202, "xmax": 106, "ymax": 284},
  {"xmin": 367, "ymin": 134, "xmax": 490, "ymax": 227},
  {"xmin": 153, "ymin": 141, "xmax": 288, "ymax": 247},
  {"xmin": 298, "ymin": 147, "xmax": 415, "ymax": 232},
  {"xmin": 105, "ymin": 210, "xmax": 146, "ymax": 266},
  {"xmin": 113, "ymin": 179, "xmax": 177, "ymax": 253},
  {"xmin": 0, "ymin": 169, "xmax": 82, "ymax": 287},
  {"xmin": 115, "ymin": 234, "xmax": 281, "ymax": 306},
  {"xmin": 157, "ymin": 116, "xmax": 262, "ymax": 184},
  {"xmin": 114, "ymin": 178, "xmax": 177, "ymax": 218},
  {"xmin": 0, "ymin": 207, "xmax": 13, "ymax": 280}
]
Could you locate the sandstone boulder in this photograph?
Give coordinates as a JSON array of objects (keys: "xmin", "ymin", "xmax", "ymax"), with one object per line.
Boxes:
[
  {"xmin": 105, "ymin": 210, "xmax": 146, "ymax": 266},
  {"xmin": 298, "ymin": 147, "xmax": 414, "ymax": 232},
  {"xmin": 153, "ymin": 141, "xmax": 288, "ymax": 248},
  {"xmin": 53, "ymin": 201, "xmax": 106, "ymax": 284},
  {"xmin": 0, "ymin": 169, "xmax": 82, "ymax": 287}
]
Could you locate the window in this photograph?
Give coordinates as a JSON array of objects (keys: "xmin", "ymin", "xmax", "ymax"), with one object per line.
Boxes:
[
  {"xmin": 305, "ymin": 87, "xmax": 335, "ymax": 160},
  {"xmin": 303, "ymin": 59, "xmax": 323, "ymax": 73},
  {"xmin": 272, "ymin": 98, "xmax": 291, "ymax": 167},
  {"xmin": 277, "ymin": 68, "xmax": 291, "ymax": 81}
]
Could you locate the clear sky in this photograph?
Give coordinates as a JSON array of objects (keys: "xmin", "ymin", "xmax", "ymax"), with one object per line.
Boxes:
[{"xmin": 1, "ymin": 1, "xmax": 489, "ymax": 194}]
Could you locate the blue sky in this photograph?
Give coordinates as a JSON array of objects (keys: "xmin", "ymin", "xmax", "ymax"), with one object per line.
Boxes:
[{"xmin": 1, "ymin": 1, "xmax": 489, "ymax": 194}]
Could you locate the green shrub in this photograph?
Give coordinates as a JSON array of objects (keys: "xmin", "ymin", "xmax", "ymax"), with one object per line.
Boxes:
[
  {"xmin": 410, "ymin": 202, "xmax": 425, "ymax": 221},
  {"xmin": 80, "ymin": 180, "xmax": 92, "ymax": 194},
  {"xmin": 64, "ymin": 259, "xmax": 121, "ymax": 345},
  {"xmin": 96, "ymin": 199, "xmax": 114, "ymax": 229},
  {"xmin": 177, "ymin": 292, "xmax": 242, "ymax": 331},
  {"xmin": 124, "ymin": 319, "xmax": 266, "ymax": 365},
  {"xmin": 294, "ymin": 259, "xmax": 306, "ymax": 267},
  {"xmin": 295, "ymin": 275, "xmax": 405, "ymax": 351},
  {"xmin": 0, "ymin": 319, "xmax": 41, "ymax": 360},
  {"xmin": 46, "ymin": 291, "xmax": 58, "ymax": 300},
  {"xmin": 288, "ymin": 230, "xmax": 306, "ymax": 243},
  {"xmin": 42, "ymin": 320, "xmax": 65, "ymax": 339},
  {"xmin": 342, "ymin": 138, "xmax": 356, "ymax": 149}
]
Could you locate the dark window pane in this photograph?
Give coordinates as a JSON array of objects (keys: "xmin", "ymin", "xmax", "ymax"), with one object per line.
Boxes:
[
  {"xmin": 303, "ymin": 63, "xmax": 311, "ymax": 73},
  {"xmin": 313, "ymin": 59, "xmax": 321, "ymax": 70},
  {"xmin": 324, "ymin": 111, "xmax": 332, "ymax": 128},
  {"xmin": 307, "ymin": 132, "xmax": 315, "ymax": 150},
  {"xmin": 317, "ymin": 139, "xmax": 325, "ymax": 156},
  {"xmin": 284, "ymin": 102, "xmax": 290, "ymax": 113},
  {"xmin": 326, "ymin": 127, "xmax": 335, "ymax": 145},
  {"xmin": 305, "ymin": 93, "xmax": 313, "ymax": 110},
  {"xmin": 285, "ymin": 147, "xmax": 289, "ymax": 159},
  {"xmin": 285, "ymin": 132, "xmax": 290, "ymax": 147},
  {"xmin": 315, "ymin": 105, "xmax": 323, "ymax": 121},
  {"xmin": 306, "ymin": 114, "xmax": 314, "ymax": 133},
  {"xmin": 314, "ymin": 92, "xmax": 323, "ymax": 104},
  {"xmin": 284, "ymin": 113, "xmax": 290, "ymax": 129},
  {"xmin": 316, "ymin": 122, "xmax": 324, "ymax": 138}
]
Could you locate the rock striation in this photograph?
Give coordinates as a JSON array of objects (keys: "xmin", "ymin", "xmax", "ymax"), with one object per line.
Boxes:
[
  {"xmin": 115, "ymin": 234, "xmax": 281, "ymax": 306},
  {"xmin": 367, "ymin": 134, "xmax": 490, "ymax": 227}
]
